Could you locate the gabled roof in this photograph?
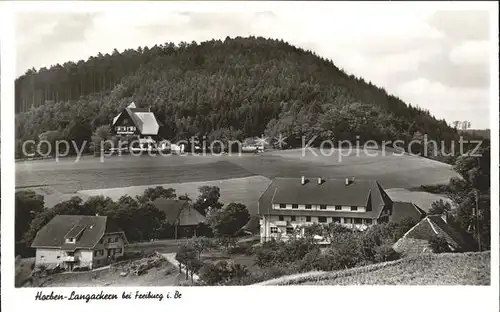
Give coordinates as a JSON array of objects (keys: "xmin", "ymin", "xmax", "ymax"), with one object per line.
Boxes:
[
  {"xmin": 258, "ymin": 177, "xmax": 392, "ymax": 218},
  {"xmin": 390, "ymin": 201, "xmax": 426, "ymax": 223},
  {"xmin": 31, "ymin": 215, "xmax": 126, "ymax": 251},
  {"xmin": 112, "ymin": 102, "xmax": 162, "ymax": 135},
  {"xmin": 153, "ymin": 198, "xmax": 206, "ymax": 226},
  {"xmin": 393, "ymin": 214, "xmax": 476, "ymax": 256}
]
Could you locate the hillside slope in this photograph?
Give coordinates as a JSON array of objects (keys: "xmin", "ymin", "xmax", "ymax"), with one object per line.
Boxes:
[
  {"xmin": 256, "ymin": 251, "xmax": 490, "ymax": 285},
  {"xmin": 16, "ymin": 36, "xmax": 461, "ymax": 152}
]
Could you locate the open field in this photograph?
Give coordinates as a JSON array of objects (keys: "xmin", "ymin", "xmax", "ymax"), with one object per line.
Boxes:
[
  {"xmin": 16, "ymin": 148, "xmax": 458, "ymax": 209},
  {"xmin": 385, "ymin": 188, "xmax": 453, "ymax": 212},
  {"xmin": 256, "ymin": 251, "xmax": 490, "ymax": 286}
]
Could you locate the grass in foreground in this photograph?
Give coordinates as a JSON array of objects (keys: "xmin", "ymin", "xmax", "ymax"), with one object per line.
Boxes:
[{"xmin": 257, "ymin": 251, "xmax": 490, "ymax": 286}]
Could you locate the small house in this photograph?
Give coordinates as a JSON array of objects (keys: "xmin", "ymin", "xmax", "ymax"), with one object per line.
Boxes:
[{"xmin": 31, "ymin": 215, "xmax": 128, "ymax": 271}]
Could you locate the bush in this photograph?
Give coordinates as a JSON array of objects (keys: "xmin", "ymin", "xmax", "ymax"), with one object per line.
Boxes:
[
  {"xmin": 373, "ymin": 243, "xmax": 400, "ymax": 262},
  {"xmin": 215, "ymin": 236, "xmax": 237, "ymax": 250},
  {"xmin": 326, "ymin": 233, "xmax": 365, "ymax": 270},
  {"xmin": 227, "ymin": 241, "xmax": 254, "ymax": 255},
  {"xmin": 429, "ymin": 236, "xmax": 451, "ymax": 253}
]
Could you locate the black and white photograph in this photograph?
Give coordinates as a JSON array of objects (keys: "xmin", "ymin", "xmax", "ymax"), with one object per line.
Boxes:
[{"xmin": 1, "ymin": 1, "xmax": 499, "ymax": 311}]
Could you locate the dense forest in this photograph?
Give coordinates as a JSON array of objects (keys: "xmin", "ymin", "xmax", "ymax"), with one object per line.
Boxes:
[{"xmin": 15, "ymin": 36, "xmax": 484, "ymax": 159}]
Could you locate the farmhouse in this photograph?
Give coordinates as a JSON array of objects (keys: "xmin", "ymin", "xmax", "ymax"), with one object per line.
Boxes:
[
  {"xmin": 153, "ymin": 198, "xmax": 206, "ymax": 239},
  {"xmin": 111, "ymin": 102, "xmax": 163, "ymax": 149},
  {"xmin": 393, "ymin": 214, "xmax": 476, "ymax": 257},
  {"xmin": 31, "ymin": 215, "xmax": 128, "ymax": 271},
  {"xmin": 258, "ymin": 176, "xmax": 394, "ymax": 242}
]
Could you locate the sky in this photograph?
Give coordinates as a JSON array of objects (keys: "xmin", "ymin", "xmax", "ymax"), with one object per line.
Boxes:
[{"xmin": 14, "ymin": 3, "xmax": 494, "ymax": 129}]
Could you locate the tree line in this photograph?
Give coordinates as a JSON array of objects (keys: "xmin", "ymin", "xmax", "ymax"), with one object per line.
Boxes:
[
  {"xmin": 15, "ymin": 36, "xmax": 485, "ymax": 164},
  {"xmin": 15, "ymin": 184, "xmax": 251, "ymax": 258}
]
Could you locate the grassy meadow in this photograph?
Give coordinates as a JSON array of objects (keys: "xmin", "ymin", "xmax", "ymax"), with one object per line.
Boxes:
[{"xmin": 257, "ymin": 251, "xmax": 490, "ymax": 286}]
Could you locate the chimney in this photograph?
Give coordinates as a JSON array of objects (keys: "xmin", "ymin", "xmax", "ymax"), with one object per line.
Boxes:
[
  {"xmin": 317, "ymin": 177, "xmax": 323, "ymax": 185},
  {"xmin": 301, "ymin": 176, "xmax": 305, "ymax": 185},
  {"xmin": 148, "ymin": 106, "xmax": 151, "ymax": 112},
  {"xmin": 345, "ymin": 178, "xmax": 349, "ymax": 186}
]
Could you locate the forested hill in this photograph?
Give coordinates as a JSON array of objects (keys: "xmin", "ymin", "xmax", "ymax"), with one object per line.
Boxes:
[{"xmin": 16, "ymin": 36, "xmax": 461, "ymax": 149}]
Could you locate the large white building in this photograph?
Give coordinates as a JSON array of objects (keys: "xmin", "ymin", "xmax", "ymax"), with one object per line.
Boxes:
[{"xmin": 258, "ymin": 176, "xmax": 397, "ymax": 243}]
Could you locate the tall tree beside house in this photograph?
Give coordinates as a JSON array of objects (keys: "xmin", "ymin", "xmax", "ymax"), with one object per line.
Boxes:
[
  {"xmin": 193, "ymin": 185, "xmax": 223, "ymax": 216},
  {"xmin": 15, "ymin": 190, "xmax": 45, "ymax": 256},
  {"xmin": 136, "ymin": 186, "xmax": 177, "ymax": 203},
  {"xmin": 190, "ymin": 236, "xmax": 214, "ymax": 260},
  {"xmin": 447, "ymin": 146, "xmax": 491, "ymax": 250},
  {"xmin": 207, "ymin": 203, "xmax": 250, "ymax": 238},
  {"xmin": 99, "ymin": 195, "xmax": 166, "ymax": 242},
  {"xmin": 428, "ymin": 199, "xmax": 452, "ymax": 215}
]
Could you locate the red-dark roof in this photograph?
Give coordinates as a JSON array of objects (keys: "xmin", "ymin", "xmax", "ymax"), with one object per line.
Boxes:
[
  {"xmin": 258, "ymin": 178, "xmax": 392, "ymax": 218},
  {"xmin": 153, "ymin": 198, "xmax": 206, "ymax": 226},
  {"xmin": 31, "ymin": 215, "xmax": 126, "ymax": 251},
  {"xmin": 390, "ymin": 201, "xmax": 426, "ymax": 223}
]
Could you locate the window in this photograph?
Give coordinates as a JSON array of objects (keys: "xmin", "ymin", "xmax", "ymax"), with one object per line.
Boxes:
[
  {"xmin": 94, "ymin": 250, "xmax": 104, "ymax": 257},
  {"xmin": 344, "ymin": 218, "xmax": 351, "ymax": 223},
  {"xmin": 318, "ymin": 216, "xmax": 327, "ymax": 223},
  {"xmin": 335, "ymin": 205, "xmax": 342, "ymax": 210},
  {"xmin": 96, "ymin": 260, "xmax": 100, "ymax": 265},
  {"xmin": 99, "ymin": 238, "xmax": 103, "ymax": 244},
  {"xmin": 365, "ymin": 219, "xmax": 373, "ymax": 225},
  {"xmin": 291, "ymin": 216, "xmax": 296, "ymax": 222},
  {"xmin": 332, "ymin": 217, "xmax": 341, "ymax": 223},
  {"xmin": 292, "ymin": 204, "xmax": 299, "ymax": 209},
  {"xmin": 354, "ymin": 218, "xmax": 362, "ymax": 224},
  {"xmin": 306, "ymin": 216, "xmax": 311, "ymax": 222},
  {"xmin": 57, "ymin": 256, "xmax": 60, "ymax": 259},
  {"xmin": 40, "ymin": 256, "xmax": 45, "ymax": 259},
  {"xmin": 116, "ymin": 248, "xmax": 123, "ymax": 254},
  {"xmin": 320, "ymin": 205, "xmax": 327, "ymax": 210},
  {"xmin": 108, "ymin": 237, "xmax": 113, "ymax": 243},
  {"xmin": 279, "ymin": 204, "xmax": 286, "ymax": 209},
  {"xmin": 270, "ymin": 227, "xmax": 278, "ymax": 234},
  {"xmin": 279, "ymin": 215, "xmax": 284, "ymax": 221},
  {"xmin": 286, "ymin": 227, "xmax": 294, "ymax": 234},
  {"xmin": 351, "ymin": 206, "xmax": 358, "ymax": 211},
  {"xmin": 305, "ymin": 204, "xmax": 312, "ymax": 209}
]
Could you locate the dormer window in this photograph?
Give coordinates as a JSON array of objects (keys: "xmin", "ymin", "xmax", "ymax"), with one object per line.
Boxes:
[{"xmin": 64, "ymin": 224, "xmax": 86, "ymax": 244}]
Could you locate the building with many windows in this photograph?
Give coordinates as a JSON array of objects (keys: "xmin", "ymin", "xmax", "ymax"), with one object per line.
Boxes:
[{"xmin": 258, "ymin": 176, "xmax": 395, "ymax": 242}]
